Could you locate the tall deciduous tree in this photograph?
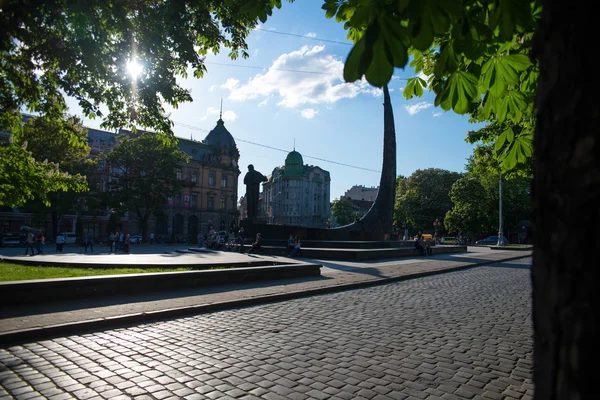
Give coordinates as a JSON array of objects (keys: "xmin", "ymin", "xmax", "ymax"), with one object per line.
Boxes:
[
  {"xmin": 105, "ymin": 133, "xmax": 190, "ymax": 242},
  {"xmin": 394, "ymin": 168, "xmax": 462, "ymax": 234},
  {"xmin": 0, "ymin": 116, "xmax": 89, "ymax": 207},
  {"xmin": 331, "ymin": 197, "xmax": 356, "ymax": 227},
  {"xmin": 18, "ymin": 115, "xmax": 95, "ymax": 234},
  {"xmin": 0, "ymin": 0, "xmax": 261, "ymax": 205},
  {"xmin": 445, "ymin": 171, "xmax": 531, "ymax": 239}
]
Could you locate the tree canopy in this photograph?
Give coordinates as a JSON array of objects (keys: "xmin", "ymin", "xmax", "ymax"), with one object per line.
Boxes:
[
  {"xmin": 104, "ymin": 132, "xmax": 190, "ymax": 241},
  {"xmin": 394, "ymin": 168, "xmax": 462, "ymax": 234},
  {"xmin": 0, "ymin": 0, "xmax": 258, "ymax": 133},
  {"xmin": 243, "ymin": 0, "xmax": 540, "ymax": 173},
  {"xmin": 331, "ymin": 196, "xmax": 357, "ymax": 227},
  {"xmin": 0, "ymin": 115, "xmax": 89, "ymax": 207}
]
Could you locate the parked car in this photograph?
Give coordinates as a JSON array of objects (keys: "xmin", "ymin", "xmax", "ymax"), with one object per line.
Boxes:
[
  {"xmin": 59, "ymin": 232, "xmax": 78, "ymax": 244},
  {"xmin": 440, "ymin": 237, "xmax": 458, "ymax": 244},
  {"xmin": 130, "ymin": 235, "xmax": 143, "ymax": 244},
  {"xmin": 476, "ymin": 236, "xmax": 508, "ymax": 245},
  {"xmin": 1, "ymin": 234, "xmax": 24, "ymax": 247}
]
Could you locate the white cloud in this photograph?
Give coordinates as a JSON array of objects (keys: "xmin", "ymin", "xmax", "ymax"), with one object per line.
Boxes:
[
  {"xmin": 403, "ymin": 101, "xmax": 433, "ymax": 115},
  {"xmin": 300, "ymin": 108, "xmax": 319, "ymax": 119},
  {"xmin": 198, "ymin": 107, "xmax": 237, "ymax": 121},
  {"xmin": 209, "ymin": 84, "xmax": 217, "ymax": 92},
  {"xmin": 305, "ymin": 32, "xmax": 317, "ymax": 38},
  {"xmin": 254, "ymin": 23, "xmax": 262, "ymax": 30},
  {"xmin": 433, "ymin": 112, "xmax": 442, "ymax": 117},
  {"xmin": 220, "ymin": 78, "xmax": 240, "ymax": 91},
  {"xmin": 258, "ymin": 98, "xmax": 269, "ymax": 107},
  {"xmin": 391, "ymin": 75, "xmax": 401, "ymax": 80},
  {"xmin": 222, "ymin": 45, "xmax": 381, "ymax": 108}
]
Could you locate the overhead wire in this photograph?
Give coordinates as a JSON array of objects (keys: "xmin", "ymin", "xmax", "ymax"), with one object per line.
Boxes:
[
  {"xmin": 172, "ymin": 28, "xmax": 397, "ymax": 174},
  {"xmin": 172, "ymin": 120, "xmax": 381, "ymax": 173}
]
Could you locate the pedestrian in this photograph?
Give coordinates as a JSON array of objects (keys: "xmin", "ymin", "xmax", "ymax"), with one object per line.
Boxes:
[
  {"xmin": 237, "ymin": 227, "xmax": 245, "ymax": 253},
  {"xmin": 124, "ymin": 233, "xmax": 131, "ymax": 254},
  {"xmin": 35, "ymin": 229, "xmax": 43, "ymax": 254},
  {"xmin": 38, "ymin": 233, "xmax": 45, "ymax": 254},
  {"xmin": 108, "ymin": 232, "xmax": 116, "ymax": 253},
  {"xmin": 24, "ymin": 230, "xmax": 35, "ymax": 256},
  {"xmin": 56, "ymin": 233, "xmax": 65, "ymax": 252},
  {"xmin": 247, "ymin": 233, "xmax": 262, "ymax": 254},
  {"xmin": 84, "ymin": 230, "xmax": 94, "ymax": 252},
  {"xmin": 289, "ymin": 236, "xmax": 304, "ymax": 257},
  {"xmin": 119, "ymin": 231, "xmax": 124, "ymax": 252}
]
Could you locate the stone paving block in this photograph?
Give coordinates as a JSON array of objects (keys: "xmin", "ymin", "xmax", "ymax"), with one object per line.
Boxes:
[{"xmin": 0, "ymin": 259, "xmax": 534, "ymax": 400}]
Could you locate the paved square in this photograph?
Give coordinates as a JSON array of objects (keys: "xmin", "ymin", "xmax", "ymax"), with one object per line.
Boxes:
[{"xmin": 0, "ymin": 257, "xmax": 533, "ymax": 399}]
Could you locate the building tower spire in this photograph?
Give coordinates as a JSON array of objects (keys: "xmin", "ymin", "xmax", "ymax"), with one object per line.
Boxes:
[
  {"xmin": 220, "ymin": 98, "xmax": 223, "ymax": 120},
  {"xmin": 293, "ymin": 138, "xmax": 295, "ymax": 151}
]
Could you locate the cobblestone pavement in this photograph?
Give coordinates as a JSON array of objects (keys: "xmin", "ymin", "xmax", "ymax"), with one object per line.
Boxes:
[{"xmin": 0, "ymin": 257, "xmax": 533, "ymax": 400}]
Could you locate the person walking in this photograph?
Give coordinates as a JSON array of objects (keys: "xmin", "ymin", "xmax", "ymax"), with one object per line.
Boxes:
[
  {"xmin": 124, "ymin": 234, "xmax": 131, "ymax": 254},
  {"xmin": 84, "ymin": 230, "xmax": 94, "ymax": 253},
  {"xmin": 38, "ymin": 233, "xmax": 45, "ymax": 254},
  {"xmin": 35, "ymin": 229, "xmax": 43, "ymax": 254},
  {"xmin": 108, "ymin": 232, "xmax": 116, "ymax": 253},
  {"xmin": 118, "ymin": 231, "xmax": 124, "ymax": 253},
  {"xmin": 150, "ymin": 232, "xmax": 155, "ymax": 244},
  {"xmin": 56, "ymin": 233, "xmax": 65, "ymax": 252},
  {"xmin": 24, "ymin": 230, "xmax": 35, "ymax": 256},
  {"xmin": 237, "ymin": 227, "xmax": 245, "ymax": 253}
]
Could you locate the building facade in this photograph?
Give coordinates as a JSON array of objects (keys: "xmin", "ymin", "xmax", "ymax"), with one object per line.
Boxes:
[
  {"xmin": 0, "ymin": 116, "xmax": 241, "ymax": 241},
  {"xmin": 344, "ymin": 185, "xmax": 379, "ymax": 202},
  {"xmin": 261, "ymin": 150, "xmax": 331, "ymax": 228}
]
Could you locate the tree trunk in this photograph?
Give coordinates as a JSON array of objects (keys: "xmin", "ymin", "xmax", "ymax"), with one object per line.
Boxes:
[
  {"xmin": 532, "ymin": 1, "xmax": 599, "ymax": 397},
  {"xmin": 338, "ymin": 84, "xmax": 396, "ymax": 234}
]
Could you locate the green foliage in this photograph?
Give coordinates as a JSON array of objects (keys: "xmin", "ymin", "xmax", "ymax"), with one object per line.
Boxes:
[
  {"xmin": 314, "ymin": 0, "xmax": 540, "ymax": 173},
  {"xmin": 331, "ymin": 197, "xmax": 356, "ymax": 226},
  {"xmin": 1, "ymin": 0, "xmax": 261, "ymax": 135},
  {"xmin": 445, "ymin": 170, "xmax": 532, "ymax": 236},
  {"xmin": 241, "ymin": 0, "xmax": 540, "ymax": 172},
  {"xmin": 0, "ymin": 115, "xmax": 89, "ymax": 207},
  {"xmin": 104, "ymin": 132, "xmax": 190, "ymax": 240},
  {"xmin": 394, "ymin": 168, "xmax": 462, "ymax": 233}
]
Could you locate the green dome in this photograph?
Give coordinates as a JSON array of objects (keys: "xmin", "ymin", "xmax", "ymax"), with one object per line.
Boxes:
[{"xmin": 284, "ymin": 150, "xmax": 304, "ymax": 176}]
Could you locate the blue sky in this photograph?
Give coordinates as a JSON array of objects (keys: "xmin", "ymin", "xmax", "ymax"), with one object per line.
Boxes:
[{"xmin": 66, "ymin": 1, "xmax": 482, "ymax": 200}]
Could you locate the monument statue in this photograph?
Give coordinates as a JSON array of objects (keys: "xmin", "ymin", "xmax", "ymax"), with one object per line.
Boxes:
[
  {"xmin": 243, "ymin": 164, "xmax": 267, "ymax": 219},
  {"xmin": 336, "ymin": 84, "xmax": 396, "ymax": 234}
]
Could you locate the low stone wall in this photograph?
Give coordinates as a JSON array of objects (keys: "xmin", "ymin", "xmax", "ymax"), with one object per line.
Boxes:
[{"xmin": 0, "ymin": 263, "xmax": 322, "ymax": 306}]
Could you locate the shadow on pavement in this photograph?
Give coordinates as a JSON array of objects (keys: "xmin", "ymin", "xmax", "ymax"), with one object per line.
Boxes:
[{"xmin": 0, "ymin": 274, "xmax": 332, "ymax": 319}]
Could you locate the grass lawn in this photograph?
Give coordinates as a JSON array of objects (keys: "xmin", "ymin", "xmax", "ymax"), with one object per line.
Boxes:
[{"xmin": 0, "ymin": 262, "xmax": 230, "ymax": 282}]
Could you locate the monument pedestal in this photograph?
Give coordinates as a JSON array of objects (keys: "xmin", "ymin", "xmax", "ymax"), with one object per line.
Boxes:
[{"xmin": 240, "ymin": 219, "xmax": 386, "ymax": 241}]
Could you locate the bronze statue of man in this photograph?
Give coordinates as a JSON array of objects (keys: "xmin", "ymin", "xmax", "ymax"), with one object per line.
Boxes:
[{"xmin": 244, "ymin": 164, "xmax": 267, "ymax": 219}]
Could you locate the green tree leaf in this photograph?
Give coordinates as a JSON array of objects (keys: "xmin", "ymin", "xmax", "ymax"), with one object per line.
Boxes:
[{"xmin": 437, "ymin": 71, "xmax": 478, "ymax": 114}]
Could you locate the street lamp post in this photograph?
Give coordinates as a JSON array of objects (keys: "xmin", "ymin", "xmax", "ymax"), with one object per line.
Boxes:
[{"xmin": 497, "ymin": 172, "xmax": 505, "ymax": 246}]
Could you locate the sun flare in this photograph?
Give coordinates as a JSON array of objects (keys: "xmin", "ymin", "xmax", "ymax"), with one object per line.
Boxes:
[{"xmin": 126, "ymin": 59, "xmax": 143, "ymax": 80}]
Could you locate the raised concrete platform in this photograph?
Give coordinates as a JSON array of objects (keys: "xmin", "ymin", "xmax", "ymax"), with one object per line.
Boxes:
[
  {"xmin": 0, "ymin": 263, "xmax": 322, "ymax": 306},
  {"xmin": 259, "ymin": 244, "xmax": 467, "ymax": 260}
]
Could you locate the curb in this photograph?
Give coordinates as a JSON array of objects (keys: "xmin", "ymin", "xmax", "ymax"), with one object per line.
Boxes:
[{"xmin": 0, "ymin": 253, "xmax": 531, "ymax": 346}]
